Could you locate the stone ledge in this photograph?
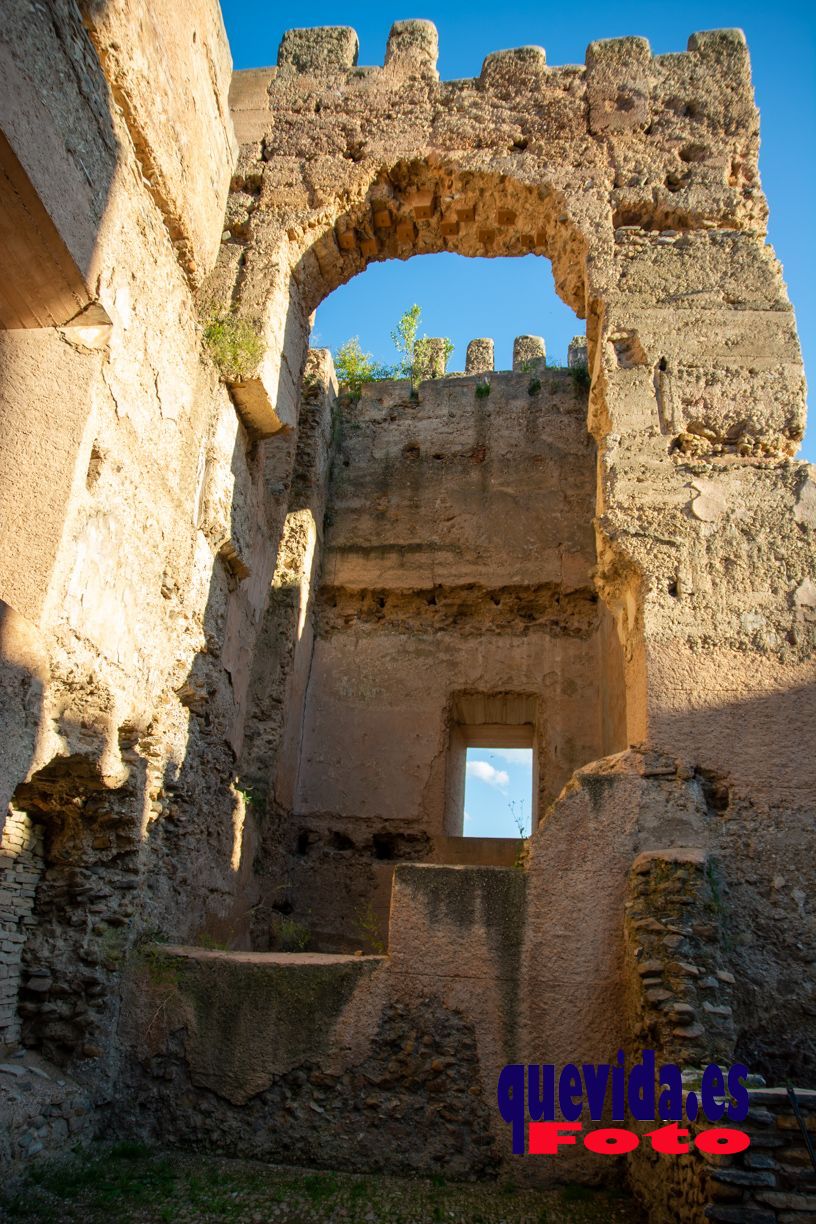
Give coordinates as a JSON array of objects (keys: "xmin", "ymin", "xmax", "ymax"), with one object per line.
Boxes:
[
  {"xmin": 227, "ymin": 376, "xmax": 290, "ymax": 438},
  {"xmin": 160, "ymin": 944, "xmax": 385, "ymax": 965}
]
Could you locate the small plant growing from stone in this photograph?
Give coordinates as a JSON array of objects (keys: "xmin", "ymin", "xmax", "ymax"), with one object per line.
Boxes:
[
  {"xmin": 334, "ymin": 337, "xmax": 389, "ymax": 397},
  {"xmin": 390, "ymin": 303, "xmax": 422, "ymax": 381},
  {"xmin": 276, "ymin": 915, "xmax": 311, "ymax": 952},
  {"xmin": 334, "ymin": 306, "xmax": 455, "ymax": 395},
  {"xmin": 202, "ymin": 309, "xmax": 265, "ymax": 381},
  {"xmin": 509, "ymin": 799, "xmax": 529, "ymax": 869},
  {"xmin": 233, "ymin": 779, "xmax": 254, "ymax": 808},
  {"xmin": 475, "ymin": 379, "xmax": 491, "ymax": 399},
  {"xmin": 568, "ymin": 361, "xmax": 590, "ymax": 391},
  {"xmin": 527, "ymin": 376, "xmax": 542, "ymax": 396},
  {"xmin": 393, "ymin": 307, "xmax": 454, "ymax": 389},
  {"xmin": 355, "ymin": 901, "xmax": 386, "ymax": 955}
]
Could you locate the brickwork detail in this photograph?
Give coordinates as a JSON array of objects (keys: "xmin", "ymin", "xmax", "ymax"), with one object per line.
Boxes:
[
  {"xmin": 0, "ymin": 809, "xmax": 43, "ymax": 1044},
  {"xmin": 630, "ymin": 1089, "xmax": 816, "ymax": 1223},
  {"xmin": 625, "ymin": 847, "xmax": 737, "ymax": 1068}
]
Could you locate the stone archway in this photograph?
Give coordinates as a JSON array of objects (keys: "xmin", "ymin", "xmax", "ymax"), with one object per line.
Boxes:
[
  {"xmin": 260, "ymin": 157, "xmax": 591, "ymax": 318},
  {"xmin": 223, "ymin": 152, "xmax": 626, "ymax": 784},
  {"xmin": 215, "ymin": 20, "xmax": 807, "ymax": 784},
  {"xmin": 198, "ymin": 20, "xmax": 813, "ymax": 1143}
]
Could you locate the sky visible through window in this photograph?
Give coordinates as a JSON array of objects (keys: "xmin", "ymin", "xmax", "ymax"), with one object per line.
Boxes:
[
  {"xmin": 464, "ymin": 747, "xmax": 533, "ymax": 838},
  {"xmin": 221, "ymin": 0, "xmax": 815, "ymax": 462}
]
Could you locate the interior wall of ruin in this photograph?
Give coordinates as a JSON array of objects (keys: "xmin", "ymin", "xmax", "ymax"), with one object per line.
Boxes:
[
  {"xmin": 120, "ymin": 746, "xmax": 727, "ymax": 1194},
  {"xmin": 222, "ymin": 19, "xmax": 814, "ymax": 1064},
  {"xmin": 252, "ymin": 364, "xmax": 616, "ymax": 950},
  {"xmin": 0, "ymin": 0, "xmax": 283, "ymax": 1062},
  {"xmin": 304, "ymin": 366, "xmax": 601, "ymax": 819}
]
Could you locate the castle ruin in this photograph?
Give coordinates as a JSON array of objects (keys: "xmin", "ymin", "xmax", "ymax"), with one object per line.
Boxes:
[{"xmin": 0, "ymin": 5, "xmax": 814, "ymax": 1219}]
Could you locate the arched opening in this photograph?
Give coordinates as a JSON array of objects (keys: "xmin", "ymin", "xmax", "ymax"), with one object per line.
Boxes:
[
  {"xmin": 311, "ymin": 250, "xmax": 581, "ymax": 373},
  {"xmin": 233, "ymin": 172, "xmax": 633, "ymax": 951},
  {"xmin": 226, "ymin": 158, "xmax": 598, "ymax": 436},
  {"xmin": 305, "ymin": 160, "xmax": 587, "ymax": 310}
]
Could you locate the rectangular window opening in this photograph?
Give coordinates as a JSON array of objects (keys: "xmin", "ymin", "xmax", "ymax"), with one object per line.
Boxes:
[
  {"xmin": 444, "ymin": 697, "xmax": 538, "ymax": 839},
  {"xmin": 464, "ymin": 745, "xmax": 533, "ymax": 838}
]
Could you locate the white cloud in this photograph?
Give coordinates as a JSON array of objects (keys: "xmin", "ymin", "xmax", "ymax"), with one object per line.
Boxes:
[
  {"xmin": 484, "ymin": 748, "xmax": 533, "ymax": 766},
  {"xmin": 464, "ymin": 810, "xmax": 472, "ymax": 824},
  {"xmin": 466, "ymin": 760, "xmax": 509, "ymax": 788}
]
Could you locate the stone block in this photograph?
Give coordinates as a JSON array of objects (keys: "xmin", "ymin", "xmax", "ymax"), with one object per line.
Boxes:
[
  {"xmin": 479, "ymin": 46, "xmax": 547, "ymax": 91},
  {"xmin": 585, "ymin": 36, "xmax": 652, "ymax": 134},
  {"xmin": 465, "ymin": 339, "xmax": 494, "ymax": 374},
  {"xmin": 712, "ymin": 1168, "xmax": 777, "ymax": 1188},
  {"xmin": 385, "ymin": 21, "xmax": 438, "ymax": 76},
  {"xmin": 227, "ymin": 378, "xmax": 289, "ymax": 439},
  {"xmin": 278, "ymin": 27, "xmax": 359, "ymax": 73},
  {"xmin": 80, "ymin": 0, "xmax": 238, "ymax": 282},
  {"xmin": 756, "ymin": 1191, "xmax": 816, "ymax": 1211},
  {"xmin": 513, "ymin": 335, "xmax": 546, "ymax": 370},
  {"xmin": 415, "ymin": 338, "xmax": 450, "ymax": 380},
  {"xmin": 705, "ymin": 1207, "xmax": 777, "ymax": 1223},
  {"xmin": 687, "ymin": 28, "xmax": 748, "ymax": 60},
  {"xmin": 568, "ymin": 336, "xmax": 588, "ymax": 369}
]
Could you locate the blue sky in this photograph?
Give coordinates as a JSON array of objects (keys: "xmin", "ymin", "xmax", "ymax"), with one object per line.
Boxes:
[
  {"xmin": 221, "ymin": 1, "xmax": 815, "ymax": 460},
  {"xmin": 464, "ymin": 748, "xmax": 533, "ymax": 838}
]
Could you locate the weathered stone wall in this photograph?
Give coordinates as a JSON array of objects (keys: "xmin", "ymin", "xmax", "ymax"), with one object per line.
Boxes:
[
  {"xmin": 624, "ymin": 847, "xmax": 737, "ymax": 1069},
  {"xmin": 629, "ymin": 1088, "xmax": 816, "ymax": 1223},
  {"xmin": 0, "ymin": 0, "xmax": 280, "ymax": 1088},
  {"xmin": 0, "ymin": 809, "xmax": 43, "ymax": 1044},
  {"xmin": 242, "ymin": 360, "xmax": 628, "ymax": 951},
  {"xmin": 119, "ymin": 946, "xmax": 498, "ymax": 1178},
  {"xmin": 118, "ymin": 747, "xmax": 737, "ymax": 1190},
  {"xmin": 0, "ymin": 8, "xmax": 813, "ymax": 1208},
  {"xmin": 0, "ymin": 1050, "xmax": 94, "ymax": 1167},
  {"xmin": 220, "ymin": 29, "xmax": 814, "ymax": 1028},
  {"xmin": 220, "ymin": 20, "xmax": 812, "ymax": 815},
  {"xmin": 240, "ymin": 350, "xmax": 338, "ymax": 810}
]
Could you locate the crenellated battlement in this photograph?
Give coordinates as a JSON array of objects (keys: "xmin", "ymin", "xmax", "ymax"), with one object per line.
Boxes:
[
  {"xmin": 230, "ymin": 22, "xmax": 757, "ymax": 184},
  {"xmin": 329, "ymin": 334, "xmax": 580, "ymax": 379},
  {"xmin": 269, "ymin": 20, "xmax": 749, "ymax": 87},
  {"xmin": 225, "ymin": 19, "xmax": 769, "ymax": 429},
  {"xmin": 221, "ymin": 18, "xmax": 782, "ymax": 446}
]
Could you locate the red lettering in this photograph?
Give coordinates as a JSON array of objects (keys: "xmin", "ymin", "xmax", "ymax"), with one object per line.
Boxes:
[
  {"xmin": 583, "ymin": 1127, "xmax": 639, "ymax": 1155},
  {"xmin": 525, "ymin": 1121, "xmax": 749, "ymax": 1158},
  {"xmin": 694, "ymin": 1128, "xmax": 750, "ymax": 1155},
  {"xmin": 646, "ymin": 1123, "xmax": 691, "ymax": 1154},
  {"xmin": 529, "ymin": 1121, "xmax": 582, "ymax": 1155}
]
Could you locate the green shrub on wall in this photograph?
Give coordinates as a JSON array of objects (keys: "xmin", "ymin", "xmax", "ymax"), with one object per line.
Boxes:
[
  {"xmin": 203, "ymin": 311, "xmax": 265, "ymax": 382},
  {"xmin": 334, "ymin": 305, "xmax": 454, "ymax": 395}
]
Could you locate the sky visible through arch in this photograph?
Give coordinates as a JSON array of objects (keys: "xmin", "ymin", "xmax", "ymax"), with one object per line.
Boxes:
[
  {"xmin": 312, "ymin": 253, "xmax": 580, "ymax": 374},
  {"xmin": 221, "ymin": 0, "xmax": 815, "ymax": 461}
]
